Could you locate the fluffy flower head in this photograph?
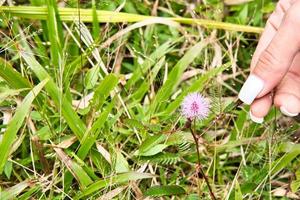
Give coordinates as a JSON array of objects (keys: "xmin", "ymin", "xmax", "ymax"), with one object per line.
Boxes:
[{"xmin": 181, "ymin": 92, "xmax": 210, "ymax": 120}]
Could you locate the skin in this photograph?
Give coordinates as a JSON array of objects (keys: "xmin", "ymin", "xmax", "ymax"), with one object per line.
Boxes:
[{"xmin": 248, "ymin": 0, "xmax": 300, "ymax": 118}]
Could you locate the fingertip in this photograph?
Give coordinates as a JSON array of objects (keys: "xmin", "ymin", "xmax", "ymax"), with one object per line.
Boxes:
[
  {"xmin": 250, "ymin": 94, "xmax": 273, "ymax": 120},
  {"xmin": 238, "ymin": 74, "xmax": 265, "ymax": 105},
  {"xmin": 251, "ymin": 15, "xmax": 300, "ymax": 97},
  {"xmin": 274, "ymin": 93, "xmax": 300, "ymax": 116},
  {"xmin": 249, "ymin": 110, "xmax": 264, "ymax": 124},
  {"xmin": 280, "ymin": 106, "xmax": 298, "ymax": 117}
]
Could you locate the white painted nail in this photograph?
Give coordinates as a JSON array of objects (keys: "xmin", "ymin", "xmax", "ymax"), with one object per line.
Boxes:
[
  {"xmin": 238, "ymin": 75, "xmax": 264, "ymax": 105},
  {"xmin": 280, "ymin": 106, "xmax": 298, "ymax": 117},
  {"xmin": 249, "ymin": 111, "xmax": 264, "ymax": 124}
]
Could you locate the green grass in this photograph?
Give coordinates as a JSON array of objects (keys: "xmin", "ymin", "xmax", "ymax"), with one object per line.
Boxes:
[{"xmin": 0, "ymin": 0, "xmax": 299, "ymax": 199}]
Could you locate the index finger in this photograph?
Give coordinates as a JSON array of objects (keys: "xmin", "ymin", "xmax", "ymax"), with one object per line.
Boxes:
[
  {"xmin": 239, "ymin": 1, "xmax": 300, "ymax": 104},
  {"xmin": 251, "ymin": 0, "xmax": 294, "ymax": 71}
]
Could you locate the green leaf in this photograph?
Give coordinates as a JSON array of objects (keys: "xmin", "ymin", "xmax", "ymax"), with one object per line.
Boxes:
[
  {"xmin": 77, "ymin": 74, "xmax": 118, "ymax": 159},
  {"xmin": 0, "ymin": 58, "xmax": 31, "ymax": 90},
  {"xmin": 0, "ymin": 88, "xmax": 25, "ymax": 104},
  {"xmin": 230, "ymin": 109, "xmax": 247, "ymax": 140},
  {"xmin": 149, "ymin": 39, "xmax": 209, "ymax": 115},
  {"xmin": 126, "ymin": 40, "xmax": 174, "ymax": 89},
  {"xmin": 262, "ymin": 2, "xmax": 276, "ymax": 13},
  {"xmin": 77, "ymin": 100, "xmax": 115, "ymax": 159},
  {"xmin": 54, "ymin": 148, "xmax": 93, "ymax": 189},
  {"xmin": 90, "ymin": 150, "xmax": 111, "ymax": 176},
  {"xmin": 17, "ymin": 185, "xmax": 40, "ymax": 200},
  {"xmin": 144, "ymin": 185, "xmax": 186, "ymax": 197},
  {"xmin": 129, "ymin": 56, "xmax": 165, "ymax": 102},
  {"xmin": 30, "ymin": 0, "xmax": 45, "ymax": 5},
  {"xmin": 238, "ymin": 4, "xmax": 248, "ymax": 25},
  {"xmin": 291, "ymin": 180, "xmax": 300, "ymax": 193},
  {"xmin": 84, "ymin": 65, "xmax": 100, "ymax": 90},
  {"xmin": 20, "ymin": 50, "xmax": 86, "ymax": 140},
  {"xmin": 13, "ymin": 21, "xmax": 86, "ymax": 141},
  {"xmin": 0, "ymin": 58, "xmax": 45, "ymax": 107},
  {"xmin": 63, "ymin": 53, "xmax": 88, "ymax": 89},
  {"xmin": 35, "ymin": 126, "xmax": 52, "ymax": 140},
  {"xmin": 92, "ymin": 74, "xmax": 118, "ymax": 110},
  {"xmin": 115, "ymin": 151, "xmax": 129, "ymax": 173},
  {"xmin": 124, "ymin": 119, "xmax": 144, "ymax": 130},
  {"xmin": 0, "ymin": 180, "xmax": 34, "ymax": 199},
  {"xmin": 4, "ymin": 161, "xmax": 12, "ymax": 180},
  {"xmin": 92, "ymin": 0, "xmax": 100, "ymax": 39},
  {"xmin": 293, "ymin": 169, "xmax": 300, "ymax": 190},
  {"xmin": 138, "ymin": 153, "xmax": 180, "ymax": 165},
  {"xmin": 235, "ymin": 181, "xmax": 243, "ymax": 200},
  {"xmin": 272, "ymin": 145, "xmax": 300, "ymax": 175},
  {"xmin": 0, "ymin": 79, "xmax": 48, "ymax": 173},
  {"xmin": 137, "ymin": 144, "xmax": 168, "ymax": 156},
  {"xmin": 186, "ymin": 194, "xmax": 199, "ymax": 200},
  {"xmin": 138, "ymin": 134, "xmax": 166, "ymax": 154},
  {"xmin": 0, "ymin": 6, "xmax": 264, "ymax": 33},
  {"xmin": 46, "ymin": 0, "xmax": 63, "ymax": 69},
  {"xmin": 163, "ymin": 63, "xmax": 230, "ymax": 115},
  {"xmin": 77, "ymin": 172, "xmax": 154, "ymax": 199}
]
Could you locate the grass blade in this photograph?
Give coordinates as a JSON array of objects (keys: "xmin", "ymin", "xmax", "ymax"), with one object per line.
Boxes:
[
  {"xmin": 0, "ymin": 58, "xmax": 31, "ymax": 89},
  {"xmin": 149, "ymin": 39, "xmax": 209, "ymax": 115},
  {"xmin": 0, "ymin": 6, "xmax": 264, "ymax": 33},
  {"xmin": 144, "ymin": 185, "xmax": 186, "ymax": 197},
  {"xmin": 46, "ymin": 0, "xmax": 63, "ymax": 69},
  {"xmin": 76, "ymin": 172, "xmax": 154, "ymax": 199},
  {"xmin": 92, "ymin": 0, "xmax": 100, "ymax": 39},
  {"xmin": 272, "ymin": 143, "xmax": 300, "ymax": 175},
  {"xmin": 54, "ymin": 148, "xmax": 93, "ymax": 189},
  {"xmin": 92, "ymin": 74, "xmax": 118, "ymax": 110},
  {"xmin": 0, "ymin": 79, "xmax": 48, "ymax": 173},
  {"xmin": 77, "ymin": 74, "xmax": 118, "ymax": 159},
  {"xmin": 126, "ymin": 40, "xmax": 174, "ymax": 89},
  {"xmin": 20, "ymin": 51, "xmax": 86, "ymax": 140},
  {"xmin": 77, "ymin": 100, "xmax": 115, "ymax": 159},
  {"xmin": 162, "ymin": 63, "xmax": 230, "ymax": 116},
  {"xmin": 0, "ymin": 180, "xmax": 35, "ymax": 199}
]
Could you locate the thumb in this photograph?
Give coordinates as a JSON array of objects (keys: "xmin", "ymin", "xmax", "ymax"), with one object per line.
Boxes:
[{"xmin": 239, "ymin": 7, "xmax": 300, "ymax": 105}]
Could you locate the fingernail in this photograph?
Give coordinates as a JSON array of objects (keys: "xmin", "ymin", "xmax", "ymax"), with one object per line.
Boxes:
[
  {"xmin": 238, "ymin": 75, "xmax": 264, "ymax": 105},
  {"xmin": 280, "ymin": 106, "xmax": 298, "ymax": 117},
  {"xmin": 249, "ymin": 111, "xmax": 264, "ymax": 124}
]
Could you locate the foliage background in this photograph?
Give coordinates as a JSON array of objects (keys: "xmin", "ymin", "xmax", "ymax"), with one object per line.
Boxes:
[{"xmin": 0, "ymin": 0, "xmax": 300, "ymax": 199}]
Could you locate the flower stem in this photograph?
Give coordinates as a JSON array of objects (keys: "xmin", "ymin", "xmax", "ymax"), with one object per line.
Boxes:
[{"xmin": 189, "ymin": 120, "xmax": 216, "ymax": 200}]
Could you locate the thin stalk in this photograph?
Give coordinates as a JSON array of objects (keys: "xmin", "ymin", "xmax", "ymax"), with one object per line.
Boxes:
[
  {"xmin": 189, "ymin": 119, "xmax": 216, "ymax": 200},
  {"xmin": 0, "ymin": 6, "xmax": 264, "ymax": 34}
]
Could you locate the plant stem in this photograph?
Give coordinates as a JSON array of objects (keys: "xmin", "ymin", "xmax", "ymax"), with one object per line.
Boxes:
[
  {"xmin": 189, "ymin": 120, "xmax": 216, "ymax": 200},
  {"xmin": 0, "ymin": 6, "xmax": 264, "ymax": 33}
]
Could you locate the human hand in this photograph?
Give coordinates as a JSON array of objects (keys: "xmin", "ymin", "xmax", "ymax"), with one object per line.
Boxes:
[{"xmin": 238, "ymin": 0, "xmax": 300, "ymax": 123}]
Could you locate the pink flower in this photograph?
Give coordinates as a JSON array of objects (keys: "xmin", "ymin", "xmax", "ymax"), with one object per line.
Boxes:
[{"xmin": 181, "ymin": 92, "xmax": 210, "ymax": 120}]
